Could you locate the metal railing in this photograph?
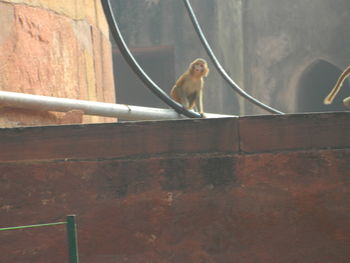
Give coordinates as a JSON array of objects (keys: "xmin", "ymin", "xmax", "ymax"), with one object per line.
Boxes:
[
  {"xmin": 0, "ymin": 90, "xmax": 234, "ymax": 121},
  {"xmin": 0, "ymin": 215, "xmax": 79, "ymax": 263}
]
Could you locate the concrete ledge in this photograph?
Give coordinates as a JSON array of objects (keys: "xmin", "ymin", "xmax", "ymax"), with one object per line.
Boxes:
[
  {"xmin": 239, "ymin": 112, "xmax": 350, "ymax": 153},
  {"xmin": 1, "ymin": 112, "xmax": 349, "ymax": 162},
  {"xmin": 0, "ymin": 118, "xmax": 239, "ymax": 162}
]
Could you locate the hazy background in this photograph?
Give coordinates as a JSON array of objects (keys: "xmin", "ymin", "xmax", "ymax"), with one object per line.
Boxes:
[{"xmin": 110, "ymin": 0, "xmax": 350, "ymax": 115}]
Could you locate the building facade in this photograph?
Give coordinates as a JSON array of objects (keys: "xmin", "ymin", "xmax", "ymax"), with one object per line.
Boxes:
[{"xmin": 111, "ymin": 0, "xmax": 350, "ymax": 115}]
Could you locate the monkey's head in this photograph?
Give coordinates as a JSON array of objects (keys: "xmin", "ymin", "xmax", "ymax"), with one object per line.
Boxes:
[{"xmin": 189, "ymin": 58, "xmax": 209, "ymax": 78}]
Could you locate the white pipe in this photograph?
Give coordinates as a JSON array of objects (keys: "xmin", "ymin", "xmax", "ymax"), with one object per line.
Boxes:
[{"xmin": 0, "ymin": 91, "xmax": 235, "ymax": 121}]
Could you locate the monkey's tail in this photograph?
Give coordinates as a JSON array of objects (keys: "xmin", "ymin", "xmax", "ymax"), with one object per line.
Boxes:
[{"xmin": 324, "ymin": 66, "xmax": 350, "ymax": 105}]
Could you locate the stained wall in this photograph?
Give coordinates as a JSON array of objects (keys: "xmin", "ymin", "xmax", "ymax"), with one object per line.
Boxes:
[{"xmin": 0, "ymin": 112, "xmax": 349, "ymax": 262}]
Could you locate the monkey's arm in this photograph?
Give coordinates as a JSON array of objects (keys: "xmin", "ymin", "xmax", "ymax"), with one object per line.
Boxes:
[
  {"xmin": 324, "ymin": 66, "xmax": 350, "ymax": 104},
  {"xmin": 195, "ymin": 89, "xmax": 204, "ymax": 114}
]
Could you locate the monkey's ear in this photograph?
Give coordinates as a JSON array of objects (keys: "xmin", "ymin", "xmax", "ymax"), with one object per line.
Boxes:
[{"xmin": 203, "ymin": 67, "xmax": 209, "ymax": 77}]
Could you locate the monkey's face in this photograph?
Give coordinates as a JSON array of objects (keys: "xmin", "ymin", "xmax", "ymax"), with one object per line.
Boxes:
[
  {"xmin": 193, "ymin": 63, "xmax": 204, "ymax": 73},
  {"xmin": 190, "ymin": 59, "xmax": 209, "ymax": 77}
]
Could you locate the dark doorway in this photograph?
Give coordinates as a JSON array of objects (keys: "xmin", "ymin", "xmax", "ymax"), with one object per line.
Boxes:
[
  {"xmin": 112, "ymin": 46, "xmax": 175, "ymax": 108},
  {"xmin": 297, "ymin": 59, "xmax": 350, "ymax": 112}
]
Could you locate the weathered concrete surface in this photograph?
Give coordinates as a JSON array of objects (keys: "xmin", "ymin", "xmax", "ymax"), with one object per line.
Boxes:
[
  {"xmin": 1, "ymin": 0, "xmax": 109, "ymax": 37},
  {"xmin": 240, "ymin": 112, "xmax": 350, "ymax": 153},
  {"xmin": 0, "ymin": 1, "xmax": 115, "ymax": 127},
  {"xmin": 0, "ymin": 118, "xmax": 238, "ymax": 162},
  {"xmin": 242, "ymin": 0, "xmax": 350, "ymax": 114},
  {"xmin": 0, "ymin": 113, "xmax": 350, "ymax": 262}
]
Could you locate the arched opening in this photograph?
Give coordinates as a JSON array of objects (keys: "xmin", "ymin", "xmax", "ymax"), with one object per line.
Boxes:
[{"xmin": 297, "ymin": 59, "xmax": 350, "ymax": 112}]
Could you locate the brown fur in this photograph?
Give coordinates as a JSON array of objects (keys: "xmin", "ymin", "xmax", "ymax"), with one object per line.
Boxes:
[{"xmin": 170, "ymin": 58, "xmax": 209, "ymax": 114}]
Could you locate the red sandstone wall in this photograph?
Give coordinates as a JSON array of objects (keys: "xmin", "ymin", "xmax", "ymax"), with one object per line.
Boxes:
[
  {"xmin": 0, "ymin": 112, "xmax": 350, "ymax": 263},
  {"xmin": 0, "ymin": 0, "xmax": 115, "ymax": 127}
]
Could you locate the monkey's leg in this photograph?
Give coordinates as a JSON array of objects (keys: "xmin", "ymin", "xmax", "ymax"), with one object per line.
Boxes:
[
  {"xmin": 186, "ymin": 92, "xmax": 197, "ymax": 110},
  {"xmin": 176, "ymin": 89, "xmax": 191, "ymax": 108},
  {"xmin": 182, "ymin": 97, "xmax": 190, "ymax": 108},
  {"xmin": 194, "ymin": 91, "xmax": 204, "ymax": 113}
]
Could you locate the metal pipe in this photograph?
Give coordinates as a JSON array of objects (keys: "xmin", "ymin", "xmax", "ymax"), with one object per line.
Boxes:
[{"xmin": 0, "ymin": 91, "xmax": 234, "ymax": 121}]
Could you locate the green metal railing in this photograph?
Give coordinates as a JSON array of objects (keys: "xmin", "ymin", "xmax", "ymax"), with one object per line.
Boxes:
[{"xmin": 0, "ymin": 215, "xmax": 79, "ymax": 263}]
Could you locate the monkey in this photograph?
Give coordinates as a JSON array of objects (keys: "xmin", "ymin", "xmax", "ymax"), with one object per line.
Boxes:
[
  {"xmin": 170, "ymin": 58, "xmax": 209, "ymax": 115},
  {"xmin": 324, "ymin": 65, "xmax": 350, "ymax": 107}
]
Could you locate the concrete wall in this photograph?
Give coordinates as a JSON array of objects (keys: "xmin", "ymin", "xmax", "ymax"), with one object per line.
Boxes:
[
  {"xmin": 1, "ymin": 112, "xmax": 350, "ymax": 262},
  {"xmin": 243, "ymin": 0, "xmax": 350, "ymax": 114},
  {"xmin": 0, "ymin": 0, "xmax": 116, "ymax": 127}
]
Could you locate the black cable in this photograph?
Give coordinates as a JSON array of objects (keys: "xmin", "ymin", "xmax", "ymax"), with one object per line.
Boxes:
[
  {"xmin": 101, "ymin": 0, "xmax": 202, "ymax": 118},
  {"xmin": 182, "ymin": 0, "xmax": 284, "ymax": 115}
]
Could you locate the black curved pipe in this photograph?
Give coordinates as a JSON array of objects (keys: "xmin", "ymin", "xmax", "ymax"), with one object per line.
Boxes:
[
  {"xmin": 101, "ymin": 0, "xmax": 202, "ymax": 118},
  {"xmin": 183, "ymin": 0, "xmax": 284, "ymax": 115}
]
